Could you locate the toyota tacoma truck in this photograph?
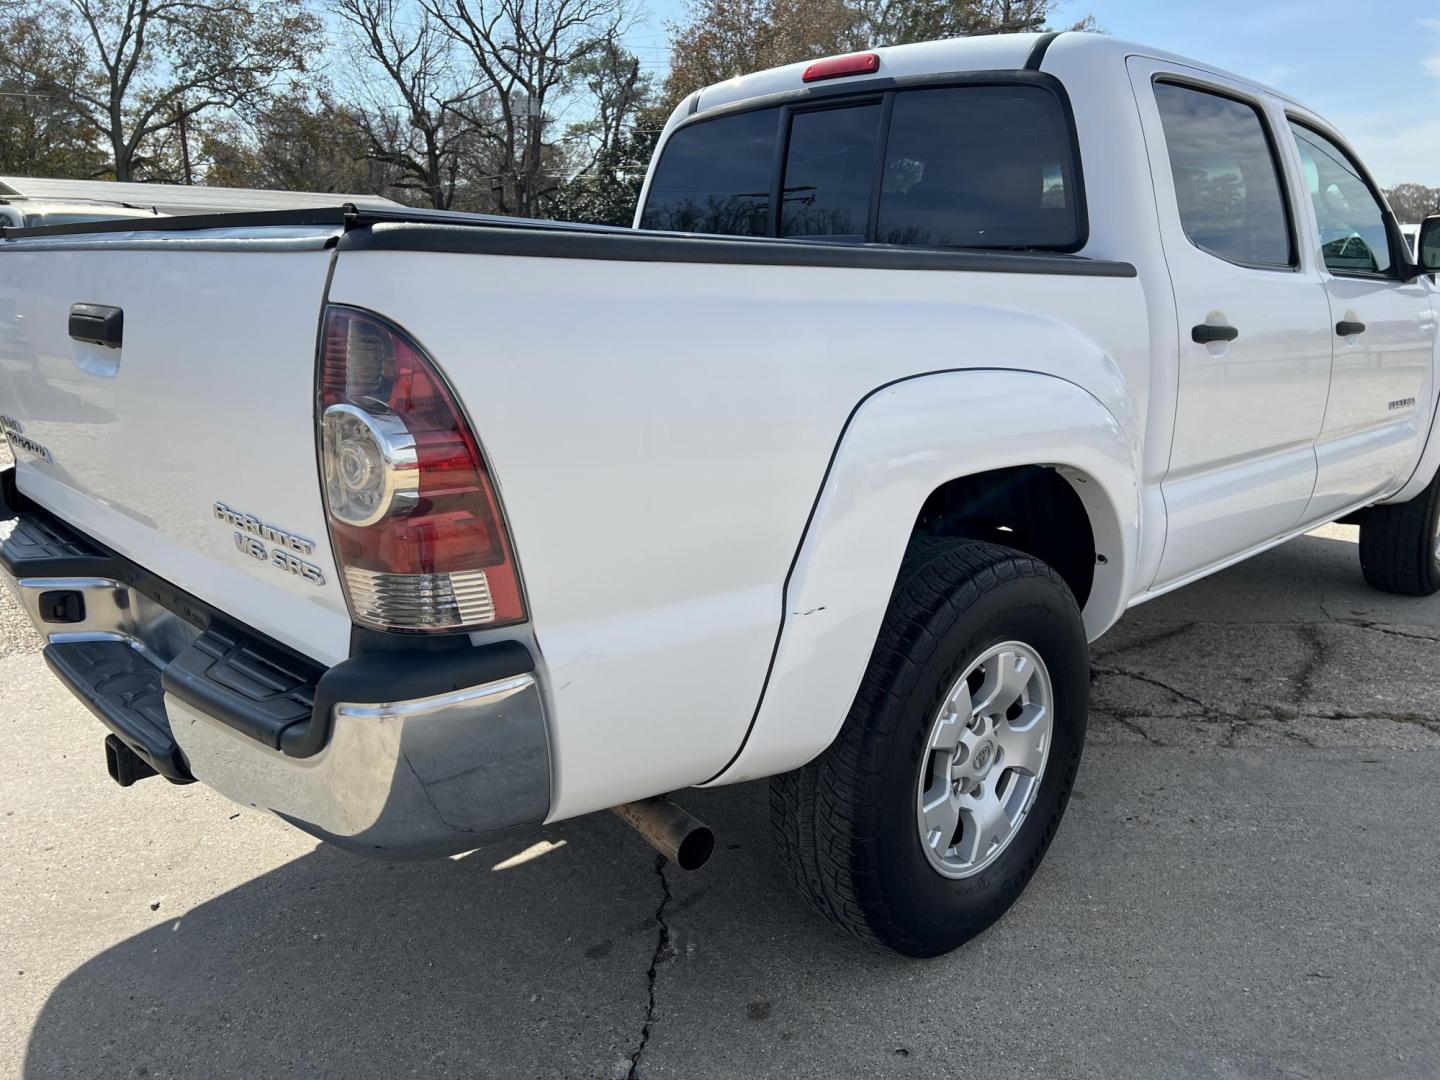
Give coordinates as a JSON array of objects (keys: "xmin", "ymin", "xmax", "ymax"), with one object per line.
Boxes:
[{"xmin": 3, "ymin": 32, "xmax": 1439, "ymax": 958}]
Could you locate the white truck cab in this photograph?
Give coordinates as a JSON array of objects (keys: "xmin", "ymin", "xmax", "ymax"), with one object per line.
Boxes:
[{"xmin": 1, "ymin": 32, "xmax": 1438, "ymax": 956}]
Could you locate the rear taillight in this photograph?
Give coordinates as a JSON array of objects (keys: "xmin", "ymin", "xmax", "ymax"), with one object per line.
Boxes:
[{"xmin": 317, "ymin": 305, "xmax": 524, "ymax": 632}]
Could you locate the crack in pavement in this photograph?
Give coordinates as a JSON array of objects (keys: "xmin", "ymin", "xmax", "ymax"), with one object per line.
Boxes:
[
  {"xmin": 1092, "ymin": 664, "xmax": 1319, "ymax": 748},
  {"xmin": 627, "ymin": 854, "xmax": 673, "ymax": 1080},
  {"xmin": 1338, "ymin": 621, "xmax": 1440, "ymax": 644}
]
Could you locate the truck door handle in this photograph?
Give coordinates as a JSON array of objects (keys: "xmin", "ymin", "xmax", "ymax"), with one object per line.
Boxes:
[
  {"xmin": 1191, "ymin": 323, "xmax": 1239, "ymax": 344},
  {"xmin": 69, "ymin": 303, "xmax": 123, "ymax": 349},
  {"xmin": 1335, "ymin": 320, "xmax": 1366, "ymax": 337}
]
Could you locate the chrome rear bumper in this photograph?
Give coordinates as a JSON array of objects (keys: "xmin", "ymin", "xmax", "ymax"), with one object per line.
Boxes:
[{"xmin": 1, "ymin": 477, "xmax": 552, "ymax": 859}]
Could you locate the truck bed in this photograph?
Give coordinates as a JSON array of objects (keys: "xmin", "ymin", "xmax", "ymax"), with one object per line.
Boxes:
[{"xmin": 0, "ymin": 207, "xmax": 1146, "ymax": 820}]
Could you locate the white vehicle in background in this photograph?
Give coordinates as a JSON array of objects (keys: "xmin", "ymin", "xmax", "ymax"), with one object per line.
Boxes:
[
  {"xmin": 0, "ymin": 177, "xmax": 401, "ymax": 230},
  {"xmin": 0, "ymin": 197, "xmax": 163, "ymax": 230},
  {"xmin": 1402, "ymin": 222, "xmax": 1422, "ymax": 258},
  {"xmin": 2, "ymin": 32, "xmax": 1440, "ymax": 957}
]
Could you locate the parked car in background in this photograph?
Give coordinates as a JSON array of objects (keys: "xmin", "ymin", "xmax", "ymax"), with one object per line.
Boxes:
[
  {"xmin": 3, "ymin": 32, "xmax": 1439, "ymax": 958},
  {"xmin": 0, "ymin": 197, "xmax": 163, "ymax": 230},
  {"xmin": 0, "ymin": 177, "xmax": 401, "ymax": 227}
]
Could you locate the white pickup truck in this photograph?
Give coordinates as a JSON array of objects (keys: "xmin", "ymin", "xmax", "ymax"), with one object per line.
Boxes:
[{"xmin": 3, "ymin": 32, "xmax": 1440, "ymax": 958}]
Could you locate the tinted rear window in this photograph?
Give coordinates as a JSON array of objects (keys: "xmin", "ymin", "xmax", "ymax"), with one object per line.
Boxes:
[
  {"xmin": 640, "ymin": 83, "xmax": 1083, "ymax": 250},
  {"xmin": 638, "ymin": 108, "xmax": 779, "ymax": 235},
  {"xmin": 876, "ymin": 87, "xmax": 1079, "ymax": 249},
  {"xmin": 781, "ymin": 104, "xmax": 882, "ymax": 240}
]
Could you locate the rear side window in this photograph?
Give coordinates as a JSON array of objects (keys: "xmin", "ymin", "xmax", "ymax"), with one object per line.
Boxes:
[
  {"xmin": 1152, "ymin": 82, "xmax": 1293, "ymax": 269},
  {"xmin": 639, "ymin": 108, "xmax": 779, "ymax": 235},
  {"xmin": 1288, "ymin": 121, "xmax": 1394, "ymax": 276},
  {"xmin": 876, "ymin": 87, "xmax": 1079, "ymax": 249},
  {"xmin": 781, "ymin": 104, "xmax": 882, "ymax": 240},
  {"xmin": 639, "ymin": 82, "xmax": 1084, "ymax": 250}
]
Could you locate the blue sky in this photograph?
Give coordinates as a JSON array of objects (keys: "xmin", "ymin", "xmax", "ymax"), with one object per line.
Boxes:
[{"xmin": 626, "ymin": 0, "xmax": 1440, "ymax": 185}]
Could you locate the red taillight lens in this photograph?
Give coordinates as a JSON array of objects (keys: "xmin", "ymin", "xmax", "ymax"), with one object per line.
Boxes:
[
  {"xmin": 318, "ymin": 305, "xmax": 524, "ymax": 631},
  {"xmin": 801, "ymin": 52, "xmax": 880, "ymax": 83}
]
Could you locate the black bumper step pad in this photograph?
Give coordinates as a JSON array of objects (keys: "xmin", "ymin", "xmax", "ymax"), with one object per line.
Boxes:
[
  {"xmin": 1, "ymin": 512, "xmax": 114, "ymax": 578},
  {"xmin": 44, "ymin": 638, "xmax": 193, "ymax": 782}
]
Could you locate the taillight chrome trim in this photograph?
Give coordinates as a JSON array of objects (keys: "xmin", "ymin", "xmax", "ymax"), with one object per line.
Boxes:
[{"xmin": 320, "ymin": 402, "xmax": 420, "ymax": 528}]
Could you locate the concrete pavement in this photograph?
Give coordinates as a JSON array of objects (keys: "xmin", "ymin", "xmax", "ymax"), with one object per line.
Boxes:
[{"xmin": 2, "ymin": 454, "xmax": 1437, "ymax": 1077}]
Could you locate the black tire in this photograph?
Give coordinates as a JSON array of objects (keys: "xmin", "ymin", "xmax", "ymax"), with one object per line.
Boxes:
[
  {"xmin": 769, "ymin": 539, "xmax": 1089, "ymax": 957},
  {"xmin": 1357, "ymin": 470, "xmax": 1440, "ymax": 596}
]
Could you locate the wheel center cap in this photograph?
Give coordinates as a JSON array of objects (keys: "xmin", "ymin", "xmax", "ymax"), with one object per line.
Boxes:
[{"xmin": 972, "ymin": 741, "xmax": 994, "ymax": 773}]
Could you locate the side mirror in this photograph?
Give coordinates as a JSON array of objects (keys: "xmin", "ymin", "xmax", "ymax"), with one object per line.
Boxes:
[{"xmin": 1419, "ymin": 214, "xmax": 1440, "ymax": 274}]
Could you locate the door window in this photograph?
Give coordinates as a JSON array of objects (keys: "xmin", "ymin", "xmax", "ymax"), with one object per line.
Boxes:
[
  {"xmin": 639, "ymin": 108, "xmax": 780, "ymax": 236},
  {"xmin": 1288, "ymin": 121, "xmax": 1394, "ymax": 276},
  {"xmin": 1152, "ymin": 81, "xmax": 1293, "ymax": 269}
]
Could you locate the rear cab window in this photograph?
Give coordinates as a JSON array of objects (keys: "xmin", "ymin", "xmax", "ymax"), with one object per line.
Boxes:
[{"xmin": 640, "ymin": 79, "xmax": 1084, "ymax": 252}]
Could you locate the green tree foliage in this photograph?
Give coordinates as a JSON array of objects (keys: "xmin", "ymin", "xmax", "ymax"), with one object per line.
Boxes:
[
  {"xmin": 549, "ymin": 104, "xmax": 664, "ymax": 225},
  {"xmin": 862, "ymin": 0, "xmax": 1096, "ymax": 48},
  {"xmin": 14, "ymin": 0, "xmax": 320, "ymax": 181},
  {"xmin": 0, "ymin": 10, "xmax": 106, "ymax": 178},
  {"xmin": 202, "ymin": 93, "xmax": 377, "ymax": 194},
  {"xmin": 662, "ymin": 0, "xmax": 1094, "ymax": 112}
]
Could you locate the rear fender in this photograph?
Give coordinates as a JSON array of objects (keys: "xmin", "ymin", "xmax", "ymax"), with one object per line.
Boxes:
[{"xmin": 704, "ymin": 368, "xmax": 1139, "ymax": 786}]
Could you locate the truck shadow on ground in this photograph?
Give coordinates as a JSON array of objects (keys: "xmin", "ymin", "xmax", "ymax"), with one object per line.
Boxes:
[
  {"xmin": 20, "ymin": 779, "xmax": 885, "ymax": 1080},
  {"xmin": 21, "ymin": 530, "xmax": 1440, "ymax": 1079}
]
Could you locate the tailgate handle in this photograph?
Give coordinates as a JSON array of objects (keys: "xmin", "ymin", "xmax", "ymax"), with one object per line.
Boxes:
[{"xmin": 69, "ymin": 303, "xmax": 124, "ymax": 349}]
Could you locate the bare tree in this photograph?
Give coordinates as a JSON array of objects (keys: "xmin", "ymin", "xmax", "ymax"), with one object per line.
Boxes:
[
  {"xmin": 1385, "ymin": 183, "xmax": 1440, "ymax": 223},
  {"xmin": 332, "ymin": 0, "xmax": 478, "ymax": 209},
  {"xmin": 15, "ymin": 0, "xmax": 318, "ymax": 181},
  {"xmin": 564, "ymin": 38, "xmax": 650, "ymax": 174},
  {"xmin": 422, "ymin": 0, "xmax": 636, "ymax": 217}
]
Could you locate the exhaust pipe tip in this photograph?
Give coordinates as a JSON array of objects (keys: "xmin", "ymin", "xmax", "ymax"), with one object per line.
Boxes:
[
  {"xmin": 673, "ymin": 822, "xmax": 716, "ymax": 872},
  {"xmin": 612, "ymin": 795, "xmax": 715, "ymax": 871}
]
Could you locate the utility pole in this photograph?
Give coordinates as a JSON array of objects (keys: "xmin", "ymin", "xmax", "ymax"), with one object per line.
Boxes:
[
  {"xmin": 503, "ymin": 42, "xmax": 561, "ymax": 218},
  {"xmin": 177, "ymin": 103, "xmax": 194, "ymax": 185}
]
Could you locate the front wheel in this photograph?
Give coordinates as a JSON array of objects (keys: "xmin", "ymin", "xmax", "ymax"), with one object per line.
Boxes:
[
  {"xmin": 1357, "ymin": 470, "xmax": 1440, "ymax": 596},
  {"xmin": 770, "ymin": 539, "xmax": 1089, "ymax": 957}
]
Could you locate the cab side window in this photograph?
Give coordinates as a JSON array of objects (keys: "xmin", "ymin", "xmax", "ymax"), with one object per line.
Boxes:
[
  {"xmin": 1288, "ymin": 121, "xmax": 1394, "ymax": 276},
  {"xmin": 1152, "ymin": 81, "xmax": 1293, "ymax": 269},
  {"xmin": 875, "ymin": 86, "xmax": 1080, "ymax": 249}
]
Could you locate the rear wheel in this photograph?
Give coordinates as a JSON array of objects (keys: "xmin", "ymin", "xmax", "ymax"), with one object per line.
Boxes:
[
  {"xmin": 770, "ymin": 539, "xmax": 1089, "ymax": 957},
  {"xmin": 1357, "ymin": 470, "xmax": 1440, "ymax": 596}
]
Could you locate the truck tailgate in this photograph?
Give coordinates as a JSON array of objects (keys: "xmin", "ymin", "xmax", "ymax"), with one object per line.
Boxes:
[{"xmin": 0, "ymin": 229, "xmax": 351, "ymax": 664}]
